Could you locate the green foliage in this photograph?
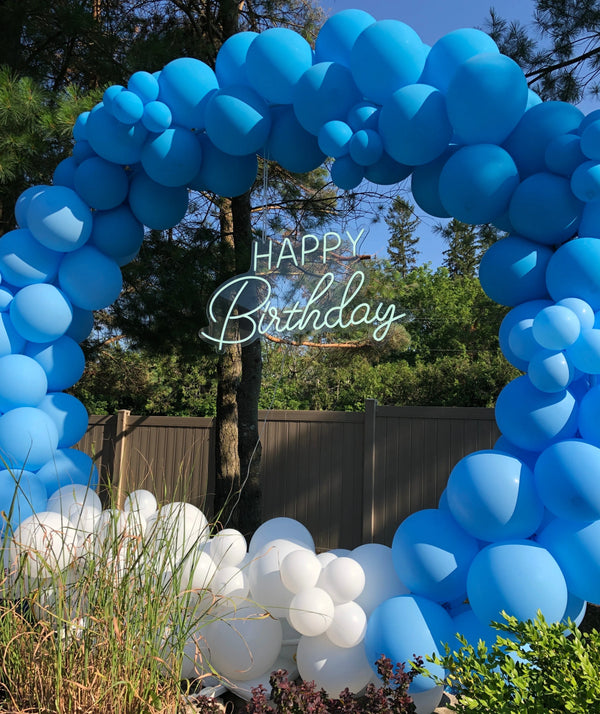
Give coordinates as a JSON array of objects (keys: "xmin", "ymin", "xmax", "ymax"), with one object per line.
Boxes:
[{"xmin": 384, "ymin": 197, "xmax": 421, "ymax": 278}]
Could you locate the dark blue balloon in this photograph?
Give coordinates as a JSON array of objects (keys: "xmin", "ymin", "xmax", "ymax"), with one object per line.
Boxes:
[
  {"xmin": 58, "ymin": 245, "xmax": 123, "ymax": 311},
  {"xmin": 53, "ymin": 157, "xmax": 78, "ymax": 189},
  {"xmin": 264, "ymin": 107, "xmax": 325, "ymax": 174},
  {"xmin": 349, "ymin": 129, "xmax": 383, "ymax": 166},
  {"xmin": 544, "ymin": 133, "xmax": 585, "ymax": 177},
  {"xmin": 88, "ymin": 205, "xmax": 144, "ymax": 263},
  {"xmin": 128, "ymin": 172, "xmax": 189, "ymax": 229},
  {"xmin": 330, "ymin": 155, "xmax": 364, "ymax": 190},
  {"xmin": 74, "ymin": 157, "xmax": 129, "ymax": 210},
  {"xmin": 364, "ymin": 152, "xmax": 412, "ymax": 185}
]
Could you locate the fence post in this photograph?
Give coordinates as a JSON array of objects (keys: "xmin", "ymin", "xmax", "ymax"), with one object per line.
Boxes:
[
  {"xmin": 113, "ymin": 409, "xmax": 130, "ymax": 508},
  {"xmin": 362, "ymin": 398, "xmax": 378, "ymax": 543}
]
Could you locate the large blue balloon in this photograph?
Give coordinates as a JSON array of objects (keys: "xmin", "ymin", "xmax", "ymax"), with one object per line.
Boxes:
[
  {"xmin": 205, "ymin": 86, "xmax": 272, "ymax": 156},
  {"xmin": 447, "ymin": 450, "xmax": 544, "ymax": 542},
  {"xmin": 14, "ymin": 186, "xmax": 45, "ymax": 228},
  {"xmin": 495, "ymin": 376, "xmax": 578, "ymax": 451},
  {"xmin": 410, "ymin": 150, "xmax": 454, "ymax": 218},
  {"xmin": 314, "ymin": 9, "xmax": 375, "ymax": 67},
  {"xmin": 86, "ymin": 103, "xmax": 148, "ymax": 165},
  {"xmin": 38, "ymin": 392, "xmax": 88, "ymax": 449},
  {"xmin": 215, "ymin": 32, "xmax": 258, "ymax": 88},
  {"xmin": 189, "ymin": 136, "xmax": 258, "ymax": 197},
  {"xmin": 10, "ymin": 284, "xmax": 73, "ymax": 343},
  {"xmin": 379, "ymin": 84, "xmax": 452, "ymax": 166},
  {"xmin": 467, "ymin": 540, "xmax": 568, "ymax": 624},
  {"xmin": 544, "ymin": 133, "xmax": 585, "ymax": 177},
  {"xmin": 128, "ymin": 172, "xmax": 189, "ymax": 230},
  {"xmin": 0, "ymin": 406, "xmax": 59, "ymax": 471},
  {"xmin": 0, "ymin": 228, "xmax": 62, "ymax": 287},
  {"xmin": 0, "ymin": 354, "xmax": 47, "ymax": 413},
  {"xmin": 58, "ymin": 245, "xmax": 123, "ymax": 311},
  {"xmin": 36, "ymin": 448, "xmax": 99, "ymax": 496},
  {"xmin": 27, "ymin": 185, "xmax": 93, "ymax": 253},
  {"xmin": 73, "ymin": 156, "xmax": 129, "ymax": 210},
  {"xmin": 157, "ymin": 58, "xmax": 218, "ymax": 130},
  {"xmin": 391, "ymin": 508, "xmax": 479, "ymax": 603},
  {"xmin": 88, "ymin": 204, "xmax": 144, "ymax": 264},
  {"xmin": 140, "ymin": 125, "xmax": 203, "ymax": 186},
  {"xmin": 364, "ymin": 152, "xmax": 412, "ymax": 185},
  {"xmin": 546, "ymin": 238, "xmax": 600, "ymax": 309},
  {"xmin": 0, "ymin": 469, "xmax": 47, "ymax": 532},
  {"xmin": 263, "ymin": 107, "xmax": 325, "ymax": 174},
  {"xmin": 578, "ymin": 385, "xmax": 600, "ymax": 446},
  {"xmin": 25, "ymin": 336, "xmax": 85, "ymax": 392}
]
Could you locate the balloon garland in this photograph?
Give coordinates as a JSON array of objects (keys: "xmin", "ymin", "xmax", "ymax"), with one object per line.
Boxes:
[{"xmin": 2, "ymin": 7, "xmax": 600, "ymax": 707}]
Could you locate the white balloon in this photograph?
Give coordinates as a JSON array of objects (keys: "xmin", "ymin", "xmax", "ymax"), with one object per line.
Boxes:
[
  {"xmin": 69, "ymin": 504, "xmax": 101, "ymax": 535},
  {"xmin": 226, "ymin": 655, "xmax": 298, "ymax": 701},
  {"xmin": 288, "ymin": 586, "xmax": 334, "ymax": 636},
  {"xmin": 326, "ymin": 601, "xmax": 367, "ymax": 648},
  {"xmin": 123, "ymin": 489, "xmax": 157, "ymax": 521},
  {"xmin": 10, "ymin": 511, "xmax": 78, "ymax": 579},
  {"xmin": 249, "ymin": 517, "xmax": 314, "ymax": 554},
  {"xmin": 280, "ymin": 549, "xmax": 322, "ymax": 594},
  {"xmin": 410, "ymin": 684, "xmax": 444, "ymax": 714},
  {"xmin": 208, "ymin": 565, "xmax": 249, "ymax": 615},
  {"xmin": 145, "ymin": 502, "xmax": 209, "ymax": 566},
  {"xmin": 180, "ymin": 550, "xmax": 217, "ymax": 594},
  {"xmin": 209, "ymin": 528, "xmax": 247, "ymax": 567},
  {"xmin": 350, "ymin": 543, "xmax": 409, "ymax": 616},
  {"xmin": 319, "ymin": 557, "xmax": 365, "ymax": 604},
  {"xmin": 317, "ymin": 551, "xmax": 337, "ymax": 567},
  {"xmin": 47, "ymin": 484, "xmax": 102, "ymax": 518}
]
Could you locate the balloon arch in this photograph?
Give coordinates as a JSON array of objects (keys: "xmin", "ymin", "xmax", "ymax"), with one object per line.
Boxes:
[{"xmin": 2, "ymin": 7, "xmax": 600, "ymax": 709}]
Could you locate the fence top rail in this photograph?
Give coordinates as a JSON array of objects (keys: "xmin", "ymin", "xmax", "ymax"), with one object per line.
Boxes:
[
  {"xmin": 375, "ymin": 405, "xmax": 496, "ymax": 420},
  {"xmin": 257, "ymin": 410, "xmax": 364, "ymax": 423}
]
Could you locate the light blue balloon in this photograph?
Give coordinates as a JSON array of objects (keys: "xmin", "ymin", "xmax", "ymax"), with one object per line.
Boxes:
[
  {"xmin": 140, "ymin": 126, "xmax": 203, "ymax": 187},
  {"xmin": 0, "ymin": 469, "xmax": 47, "ymax": 532},
  {"xmin": 0, "ymin": 228, "xmax": 63, "ymax": 287},
  {"xmin": 544, "ymin": 133, "xmax": 585, "ymax": 177},
  {"xmin": 364, "ymin": 152, "xmax": 412, "ymax": 186},
  {"xmin": 263, "ymin": 107, "xmax": 325, "ymax": 174},
  {"xmin": 508, "ymin": 319, "xmax": 539, "ymax": 363},
  {"xmin": 318, "ymin": 120, "xmax": 353, "ymax": 158},
  {"xmin": 189, "ymin": 136, "xmax": 258, "ymax": 198},
  {"xmin": 86, "ymin": 103, "xmax": 148, "ymax": 165},
  {"xmin": 14, "ymin": 186, "xmax": 45, "ymax": 228},
  {"xmin": 557, "ymin": 297, "xmax": 595, "ymax": 329},
  {"xmin": 452, "ymin": 607, "xmax": 501, "ymax": 650},
  {"xmin": 215, "ymin": 31, "xmax": 258, "ymax": 88},
  {"xmin": 74, "ymin": 157, "xmax": 129, "ymax": 210},
  {"xmin": 0, "ymin": 286, "xmax": 13, "ymax": 312},
  {"xmin": 0, "ymin": 312, "xmax": 25, "ymax": 355},
  {"xmin": 528, "ymin": 349, "xmax": 574, "ymax": 393},
  {"xmin": 330, "ymin": 155, "xmax": 364, "ymax": 191},
  {"xmin": 499, "ymin": 299, "xmax": 553, "ymax": 370},
  {"xmin": 532, "ymin": 304, "xmax": 581, "ymax": 350},
  {"xmin": 546, "ymin": 238, "xmax": 600, "ymax": 309},
  {"xmin": 25, "ymin": 336, "xmax": 85, "ymax": 392},
  {"xmin": 141, "ymin": 101, "xmax": 172, "ymax": 133},
  {"xmin": 578, "ymin": 385, "xmax": 600, "ymax": 446},
  {"xmin": 314, "ymin": 9, "xmax": 375, "ymax": 67},
  {"xmin": 38, "ymin": 392, "xmax": 88, "ymax": 449},
  {"xmin": 349, "ymin": 129, "xmax": 383, "ymax": 166},
  {"xmin": 36, "ymin": 447, "xmax": 99, "ymax": 496},
  {"xmin": 10, "ymin": 284, "xmax": 73, "ymax": 343},
  {"xmin": 0, "ymin": 354, "xmax": 47, "ymax": 412},
  {"xmin": 0, "ymin": 406, "xmax": 59, "ymax": 471},
  {"xmin": 567, "ymin": 328, "xmax": 600, "ymax": 374},
  {"xmin": 157, "ymin": 57, "xmax": 218, "ymax": 130},
  {"xmin": 127, "ymin": 71, "xmax": 159, "ymax": 104},
  {"xmin": 112, "ymin": 90, "xmax": 144, "ymax": 125},
  {"xmin": 88, "ymin": 204, "xmax": 144, "ymax": 263},
  {"xmin": 128, "ymin": 172, "xmax": 189, "ymax": 229},
  {"xmin": 27, "ymin": 185, "xmax": 93, "ymax": 253},
  {"xmin": 58, "ymin": 245, "xmax": 122, "ymax": 311}
]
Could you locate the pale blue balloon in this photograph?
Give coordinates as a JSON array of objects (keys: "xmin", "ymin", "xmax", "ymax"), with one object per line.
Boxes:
[
  {"xmin": 36, "ymin": 447, "xmax": 99, "ymax": 496},
  {"xmin": 532, "ymin": 305, "xmax": 581, "ymax": 350},
  {"xmin": 10, "ymin": 284, "xmax": 73, "ymax": 343},
  {"xmin": 25, "ymin": 336, "xmax": 85, "ymax": 392},
  {"xmin": 528, "ymin": 349, "xmax": 574, "ymax": 393},
  {"xmin": 0, "ymin": 312, "xmax": 26, "ymax": 355},
  {"xmin": 38, "ymin": 392, "xmax": 88, "ymax": 449},
  {"xmin": 0, "ymin": 228, "xmax": 63, "ymax": 287},
  {"xmin": 0, "ymin": 406, "xmax": 59, "ymax": 471},
  {"xmin": 14, "ymin": 185, "xmax": 45, "ymax": 228},
  {"xmin": 0, "ymin": 469, "xmax": 47, "ymax": 532},
  {"xmin": 27, "ymin": 185, "xmax": 93, "ymax": 253},
  {"xmin": 0, "ymin": 354, "xmax": 47, "ymax": 412}
]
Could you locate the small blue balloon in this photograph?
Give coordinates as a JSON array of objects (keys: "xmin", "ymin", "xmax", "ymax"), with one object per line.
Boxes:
[
  {"xmin": 189, "ymin": 136, "xmax": 258, "ymax": 198},
  {"xmin": 0, "ymin": 286, "xmax": 13, "ymax": 312},
  {"xmin": 38, "ymin": 392, "xmax": 88, "ymax": 449},
  {"xmin": 315, "ymin": 9, "xmax": 375, "ymax": 67},
  {"xmin": 330, "ymin": 155, "xmax": 364, "ymax": 190},
  {"xmin": 112, "ymin": 90, "xmax": 144, "ymax": 125},
  {"xmin": 103, "ymin": 85, "xmax": 124, "ymax": 113},
  {"xmin": 157, "ymin": 57, "xmax": 218, "ymax": 130},
  {"xmin": 557, "ymin": 297, "xmax": 595, "ymax": 329},
  {"xmin": 528, "ymin": 349, "xmax": 574, "ymax": 393},
  {"xmin": 0, "ymin": 469, "xmax": 47, "ymax": 532},
  {"xmin": 58, "ymin": 245, "xmax": 123, "ymax": 311},
  {"xmin": 571, "ymin": 160, "xmax": 600, "ymax": 202},
  {"xmin": 141, "ymin": 101, "xmax": 172, "ymax": 133},
  {"xmin": 10, "ymin": 284, "xmax": 73, "ymax": 343},
  {"xmin": 364, "ymin": 152, "xmax": 412, "ymax": 185},
  {"xmin": 36, "ymin": 447, "xmax": 99, "ymax": 495},
  {"xmin": 0, "ymin": 406, "xmax": 59, "ymax": 471},
  {"xmin": 127, "ymin": 71, "xmax": 159, "ymax": 104},
  {"xmin": 264, "ymin": 107, "xmax": 325, "ymax": 174},
  {"xmin": 346, "ymin": 101, "xmax": 379, "ymax": 131},
  {"xmin": 141, "ymin": 125, "xmax": 203, "ymax": 187},
  {"xmin": 215, "ymin": 31, "xmax": 258, "ymax": 88},
  {"xmin": 86, "ymin": 103, "xmax": 148, "ymax": 165},
  {"xmin": 74, "ymin": 157, "xmax": 129, "ymax": 210},
  {"xmin": 0, "ymin": 228, "xmax": 63, "ymax": 287},
  {"xmin": 88, "ymin": 205, "xmax": 144, "ymax": 263},
  {"xmin": 545, "ymin": 133, "xmax": 585, "ymax": 177},
  {"xmin": 25, "ymin": 336, "xmax": 85, "ymax": 392},
  {"xmin": 72, "ymin": 140, "xmax": 97, "ymax": 164},
  {"xmin": 53, "ymin": 157, "xmax": 78, "ymax": 189},
  {"xmin": 128, "ymin": 172, "xmax": 189, "ymax": 229},
  {"xmin": 546, "ymin": 238, "xmax": 600, "ymax": 309},
  {"xmin": 499, "ymin": 299, "xmax": 553, "ymax": 370},
  {"xmin": 532, "ymin": 305, "xmax": 581, "ymax": 350},
  {"xmin": 318, "ymin": 120, "xmax": 353, "ymax": 158},
  {"xmin": 349, "ymin": 129, "xmax": 383, "ymax": 166},
  {"xmin": 27, "ymin": 185, "xmax": 93, "ymax": 253}
]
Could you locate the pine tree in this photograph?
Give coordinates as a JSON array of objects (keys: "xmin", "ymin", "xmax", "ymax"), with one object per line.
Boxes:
[{"xmin": 384, "ymin": 197, "xmax": 421, "ymax": 277}]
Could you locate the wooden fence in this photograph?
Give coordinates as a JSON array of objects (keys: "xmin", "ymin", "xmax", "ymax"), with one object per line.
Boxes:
[{"xmin": 76, "ymin": 400, "xmax": 500, "ymax": 550}]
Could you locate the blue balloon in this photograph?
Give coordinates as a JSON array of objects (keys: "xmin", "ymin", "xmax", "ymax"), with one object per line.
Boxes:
[
  {"xmin": 567, "ymin": 328, "xmax": 600, "ymax": 374},
  {"xmin": 495, "ymin": 376, "xmax": 578, "ymax": 451},
  {"xmin": 128, "ymin": 172, "xmax": 189, "ymax": 229},
  {"xmin": 447, "ymin": 450, "xmax": 544, "ymax": 542},
  {"xmin": 157, "ymin": 57, "xmax": 218, "ymax": 130},
  {"xmin": 0, "ymin": 286, "xmax": 13, "ymax": 312},
  {"xmin": 189, "ymin": 135, "xmax": 258, "ymax": 198},
  {"xmin": 315, "ymin": 9, "xmax": 375, "ymax": 67},
  {"xmin": 86, "ymin": 103, "xmax": 148, "ymax": 165},
  {"xmin": 74, "ymin": 157, "xmax": 129, "ymax": 210},
  {"xmin": 580, "ymin": 119, "xmax": 600, "ymax": 159},
  {"xmin": 141, "ymin": 101, "xmax": 172, "ymax": 133},
  {"xmin": 215, "ymin": 31, "xmax": 258, "ymax": 88},
  {"xmin": 351, "ymin": 20, "xmax": 427, "ymax": 105},
  {"xmin": 27, "ymin": 185, "xmax": 93, "ymax": 253},
  {"xmin": 88, "ymin": 204, "xmax": 144, "ymax": 263},
  {"xmin": 14, "ymin": 186, "xmax": 45, "ymax": 228},
  {"xmin": 349, "ymin": 129, "xmax": 383, "ymax": 166},
  {"xmin": 410, "ymin": 150, "xmax": 454, "ymax": 218},
  {"xmin": 58, "ymin": 245, "xmax": 122, "ymax": 311},
  {"xmin": 72, "ymin": 111, "xmax": 89, "ymax": 142},
  {"xmin": 205, "ymin": 85, "xmax": 271, "ymax": 155},
  {"xmin": 446, "ymin": 53, "xmax": 528, "ymax": 145},
  {"xmin": 0, "ymin": 354, "xmax": 47, "ymax": 412},
  {"xmin": 557, "ymin": 297, "xmax": 595, "ymax": 329},
  {"xmin": 246, "ymin": 28, "xmax": 313, "ymax": 105},
  {"xmin": 111, "ymin": 90, "xmax": 144, "ymax": 125},
  {"xmin": 127, "ymin": 71, "xmax": 159, "ymax": 104},
  {"xmin": 72, "ymin": 140, "xmax": 97, "ymax": 164},
  {"xmin": 493, "ymin": 435, "xmax": 539, "ymax": 471},
  {"xmin": 0, "ymin": 228, "xmax": 62, "ymax": 287},
  {"xmin": 439, "ymin": 144, "xmax": 519, "ymax": 225},
  {"xmin": 391, "ymin": 508, "xmax": 479, "ymax": 603},
  {"xmin": 364, "ymin": 595, "xmax": 455, "ymax": 694},
  {"xmin": 546, "ymin": 238, "xmax": 600, "ymax": 309},
  {"xmin": 293, "ymin": 62, "xmax": 362, "ymax": 136},
  {"xmin": 452, "ymin": 607, "xmax": 501, "ymax": 650},
  {"xmin": 0, "ymin": 469, "xmax": 47, "ymax": 532},
  {"xmin": 0, "ymin": 312, "xmax": 25, "ymax": 356},
  {"xmin": 508, "ymin": 172, "xmax": 582, "ymax": 245},
  {"xmin": 537, "ymin": 517, "xmax": 600, "ymax": 603},
  {"xmin": 532, "ymin": 305, "xmax": 581, "ymax": 350},
  {"xmin": 508, "ymin": 320, "xmax": 540, "ymax": 364},
  {"xmin": 65, "ymin": 306, "xmax": 94, "ymax": 344},
  {"xmin": 571, "ymin": 160, "xmax": 600, "ymax": 202},
  {"xmin": 36, "ymin": 447, "xmax": 99, "ymax": 496},
  {"xmin": 528, "ymin": 349, "xmax": 574, "ymax": 393},
  {"xmin": 578, "ymin": 385, "xmax": 600, "ymax": 446},
  {"xmin": 544, "ymin": 133, "xmax": 585, "ymax": 177},
  {"xmin": 25, "ymin": 336, "xmax": 85, "ymax": 392},
  {"xmin": 364, "ymin": 152, "xmax": 412, "ymax": 185},
  {"xmin": 102, "ymin": 85, "xmax": 124, "ymax": 113},
  {"xmin": 140, "ymin": 125, "xmax": 203, "ymax": 186},
  {"xmin": 579, "ymin": 110, "xmax": 600, "ymax": 135},
  {"xmin": 318, "ymin": 120, "xmax": 353, "ymax": 158},
  {"xmin": 53, "ymin": 157, "xmax": 78, "ymax": 189},
  {"xmin": 479, "ymin": 235, "xmax": 552, "ymax": 307},
  {"xmin": 330, "ymin": 155, "xmax": 364, "ymax": 191},
  {"xmin": 0, "ymin": 406, "xmax": 59, "ymax": 471},
  {"xmin": 263, "ymin": 107, "xmax": 325, "ymax": 174},
  {"xmin": 346, "ymin": 101, "xmax": 379, "ymax": 131},
  {"xmin": 467, "ymin": 540, "xmax": 568, "ymax": 624},
  {"xmin": 10, "ymin": 284, "xmax": 73, "ymax": 343},
  {"xmin": 499, "ymin": 299, "xmax": 553, "ymax": 370},
  {"xmin": 379, "ymin": 84, "xmax": 452, "ymax": 166},
  {"xmin": 38, "ymin": 392, "xmax": 88, "ymax": 448}
]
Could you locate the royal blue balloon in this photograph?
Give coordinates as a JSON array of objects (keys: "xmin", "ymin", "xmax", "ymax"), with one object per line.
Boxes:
[
  {"xmin": 14, "ymin": 186, "xmax": 45, "ymax": 228},
  {"xmin": 127, "ymin": 71, "xmax": 159, "ymax": 104},
  {"xmin": 364, "ymin": 152, "xmax": 412, "ymax": 185},
  {"xmin": 567, "ymin": 328, "xmax": 600, "ymax": 374},
  {"xmin": 189, "ymin": 136, "xmax": 258, "ymax": 197},
  {"xmin": 580, "ymin": 119, "xmax": 600, "ymax": 160},
  {"xmin": 479, "ymin": 236, "xmax": 552, "ymax": 307},
  {"xmin": 10, "ymin": 284, "xmax": 72, "ymax": 343},
  {"xmin": 205, "ymin": 85, "xmax": 271, "ymax": 156},
  {"xmin": 0, "ymin": 406, "xmax": 59, "ymax": 471},
  {"xmin": 544, "ymin": 133, "xmax": 585, "ymax": 177},
  {"xmin": 86, "ymin": 103, "xmax": 148, "ymax": 165},
  {"xmin": 537, "ymin": 517, "xmax": 600, "ymax": 603},
  {"xmin": 38, "ymin": 392, "xmax": 88, "ymax": 448},
  {"xmin": 36, "ymin": 447, "xmax": 99, "ymax": 496},
  {"xmin": 128, "ymin": 172, "xmax": 189, "ymax": 229},
  {"xmin": 0, "ymin": 286, "xmax": 13, "ymax": 312},
  {"xmin": 140, "ymin": 125, "xmax": 203, "ymax": 187},
  {"xmin": 141, "ymin": 101, "xmax": 172, "ymax": 133},
  {"xmin": 112, "ymin": 90, "xmax": 144, "ymax": 125},
  {"xmin": 0, "ymin": 469, "xmax": 47, "ymax": 532},
  {"xmin": 499, "ymin": 299, "xmax": 553, "ymax": 370},
  {"xmin": 349, "ymin": 129, "xmax": 383, "ymax": 166},
  {"xmin": 493, "ymin": 435, "xmax": 539, "ymax": 471},
  {"xmin": 330, "ymin": 155, "xmax": 364, "ymax": 190},
  {"xmin": 0, "ymin": 313, "xmax": 25, "ymax": 356},
  {"xmin": 579, "ymin": 110, "xmax": 600, "ymax": 135},
  {"xmin": 508, "ymin": 320, "xmax": 540, "ymax": 364},
  {"xmin": 0, "ymin": 228, "xmax": 62, "ymax": 287},
  {"xmin": 346, "ymin": 101, "xmax": 379, "ymax": 131},
  {"xmin": 446, "ymin": 53, "xmax": 528, "ymax": 145},
  {"xmin": 578, "ymin": 385, "xmax": 600, "ymax": 446},
  {"xmin": 315, "ymin": 9, "xmax": 375, "ymax": 67},
  {"xmin": 293, "ymin": 62, "xmax": 362, "ymax": 137},
  {"xmin": 439, "ymin": 144, "xmax": 519, "ymax": 225},
  {"xmin": 447, "ymin": 450, "xmax": 544, "ymax": 542},
  {"xmin": 65, "ymin": 306, "xmax": 94, "ymax": 343},
  {"xmin": 157, "ymin": 57, "xmax": 218, "ymax": 130},
  {"xmin": 0, "ymin": 354, "xmax": 47, "ymax": 412},
  {"xmin": 509, "ymin": 172, "xmax": 582, "ymax": 245},
  {"xmin": 27, "ymin": 185, "xmax": 93, "ymax": 253},
  {"xmin": 25, "ymin": 336, "xmax": 85, "ymax": 392},
  {"xmin": 546, "ymin": 238, "xmax": 600, "ymax": 309},
  {"xmin": 246, "ymin": 28, "xmax": 313, "ymax": 105},
  {"xmin": 350, "ymin": 20, "xmax": 428, "ymax": 105},
  {"xmin": 410, "ymin": 150, "xmax": 454, "ymax": 218},
  {"xmin": 58, "ymin": 245, "xmax": 122, "ymax": 311},
  {"xmin": 215, "ymin": 32, "xmax": 258, "ymax": 88},
  {"xmin": 364, "ymin": 595, "xmax": 455, "ymax": 694},
  {"xmin": 379, "ymin": 84, "xmax": 452, "ymax": 166},
  {"xmin": 74, "ymin": 157, "xmax": 129, "ymax": 210},
  {"xmin": 103, "ymin": 85, "xmax": 124, "ymax": 113},
  {"xmin": 571, "ymin": 160, "xmax": 600, "ymax": 202},
  {"xmin": 467, "ymin": 540, "xmax": 568, "ymax": 624},
  {"xmin": 452, "ymin": 607, "xmax": 501, "ymax": 650},
  {"xmin": 53, "ymin": 157, "xmax": 78, "ymax": 189},
  {"xmin": 72, "ymin": 140, "xmax": 97, "ymax": 165},
  {"xmin": 318, "ymin": 120, "xmax": 353, "ymax": 158},
  {"xmin": 88, "ymin": 204, "xmax": 144, "ymax": 263},
  {"xmin": 391, "ymin": 508, "xmax": 479, "ymax": 602},
  {"xmin": 72, "ymin": 111, "xmax": 89, "ymax": 142},
  {"xmin": 528, "ymin": 349, "xmax": 574, "ymax": 393},
  {"xmin": 263, "ymin": 107, "xmax": 325, "ymax": 174},
  {"xmin": 532, "ymin": 305, "xmax": 581, "ymax": 350},
  {"xmin": 495, "ymin": 376, "xmax": 578, "ymax": 451}
]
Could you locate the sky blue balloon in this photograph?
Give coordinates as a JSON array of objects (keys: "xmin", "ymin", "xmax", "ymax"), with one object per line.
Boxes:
[
  {"xmin": 479, "ymin": 235, "xmax": 552, "ymax": 307},
  {"xmin": 330, "ymin": 155, "xmax": 364, "ymax": 191},
  {"xmin": 27, "ymin": 185, "xmax": 93, "ymax": 253},
  {"xmin": 537, "ymin": 518, "xmax": 600, "ymax": 603},
  {"xmin": 557, "ymin": 297, "xmax": 595, "ymax": 329},
  {"xmin": 528, "ymin": 349, "xmax": 574, "ymax": 393},
  {"xmin": 189, "ymin": 135, "xmax": 258, "ymax": 198},
  {"xmin": 39, "ymin": 392, "xmax": 88, "ymax": 449},
  {"xmin": 205, "ymin": 85, "xmax": 272, "ymax": 155},
  {"xmin": 25, "ymin": 336, "xmax": 85, "ymax": 392},
  {"xmin": 446, "ymin": 53, "xmax": 528, "ymax": 145},
  {"xmin": 364, "ymin": 152, "xmax": 412, "ymax": 186},
  {"xmin": 544, "ymin": 133, "xmax": 585, "ymax": 177},
  {"xmin": 447, "ymin": 450, "xmax": 544, "ymax": 542},
  {"xmin": 452, "ymin": 607, "xmax": 501, "ymax": 650},
  {"xmin": 391, "ymin": 508, "xmax": 479, "ymax": 603},
  {"xmin": 14, "ymin": 185, "xmax": 45, "ymax": 228},
  {"xmin": 74, "ymin": 156, "xmax": 129, "ymax": 210},
  {"xmin": 314, "ymin": 9, "xmax": 375, "ymax": 67},
  {"xmin": 88, "ymin": 204, "xmax": 144, "ymax": 263},
  {"xmin": 499, "ymin": 299, "xmax": 553, "ymax": 371},
  {"xmin": 293, "ymin": 62, "xmax": 362, "ymax": 136},
  {"xmin": 508, "ymin": 319, "xmax": 540, "ymax": 364},
  {"xmin": 467, "ymin": 540, "xmax": 568, "ymax": 625},
  {"xmin": 532, "ymin": 305, "xmax": 581, "ymax": 351},
  {"xmin": 351, "ymin": 20, "xmax": 427, "ymax": 105},
  {"xmin": 534, "ymin": 439, "xmax": 600, "ymax": 522},
  {"xmin": 495, "ymin": 375, "xmax": 578, "ymax": 451},
  {"xmin": 0, "ymin": 406, "xmax": 59, "ymax": 470},
  {"xmin": 0, "ymin": 354, "xmax": 47, "ymax": 412},
  {"xmin": 65, "ymin": 306, "xmax": 94, "ymax": 344},
  {"xmin": 318, "ymin": 120, "xmax": 353, "ymax": 158},
  {"xmin": 0, "ymin": 469, "xmax": 47, "ymax": 532},
  {"xmin": 128, "ymin": 172, "xmax": 189, "ymax": 229},
  {"xmin": 111, "ymin": 90, "xmax": 144, "ymax": 125},
  {"xmin": 364, "ymin": 594, "xmax": 455, "ymax": 694},
  {"xmin": 215, "ymin": 31, "xmax": 258, "ymax": 88},
  {"xmin": 127, "ymin": 71, "xmax": 159, "ymax": 104},
  {"xmin": 0, "ymin": 286, "xmax": 13, "ymax": 312},
  {"xmin": 410, "ymin": 150, "xmax": 454, "ymax": 218},
  {"xmin": 349, "ymin": 129, "xmax": 383, "ymax": 166},
  {"xmin": 157, "ymin": 57, "xmax": 218, "ymax": 130},
  {"xmin": 379, "ymin": 84, "xmax": 452, "ymax": 166},
  {"xmin": 102, "ymin": 84, "xmax": 124, "ymax": 113},
  {"xmin": 141, "ymin": 100, "xmax": 172, "ymax": 133},
  {"xmin": 0, "ymin": 312, "xmax": 25, "ymax": 356},
  {"xmin": 439, "ymin": 144, "xmax": 519, "ymax": 225},
  {"xmin": 36, "ymin": 447, "xmax": 99, "ymax": 496},
  {"xmin": 567, "ymin": 328, "xmax": 600, "ymax": 374},
  {"xmin": 263, "ymin": 107, "xmax": 325, "ymax": 174},
  {"xmin": 246, "ymin": 27, "xmax": 313, "ymax": 105},
  {"xmin": 546, "ymin": 238, "xmax": 600, "ymax": 309},
  {"xmin": 86, "ymin": 103, "xmax": 148, "ymax": 165},
  {"xmin": 141, "ymin": 125, "xmax": 203, "ymax": 187},
  {"xmin": 346, "ymin": 101, "xmax": 379, "ymax": 131},
  {"xmin": 10, "ymin": 283, "xmax": 73, "ymax": 343},
  {"xmin": 509, "ymin": 172, "xmax": 582, "ymax": 245},
  {"xmin": 58, "ymin": 245, "xmax": 123, "ymax": 311},
  {"xmin": 0, "ymin": 228, "xmax": 62, "ymax": 287},
  {"xmin": 53, "ymin": 157, "xmax": 77, "ymax": 189}
]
